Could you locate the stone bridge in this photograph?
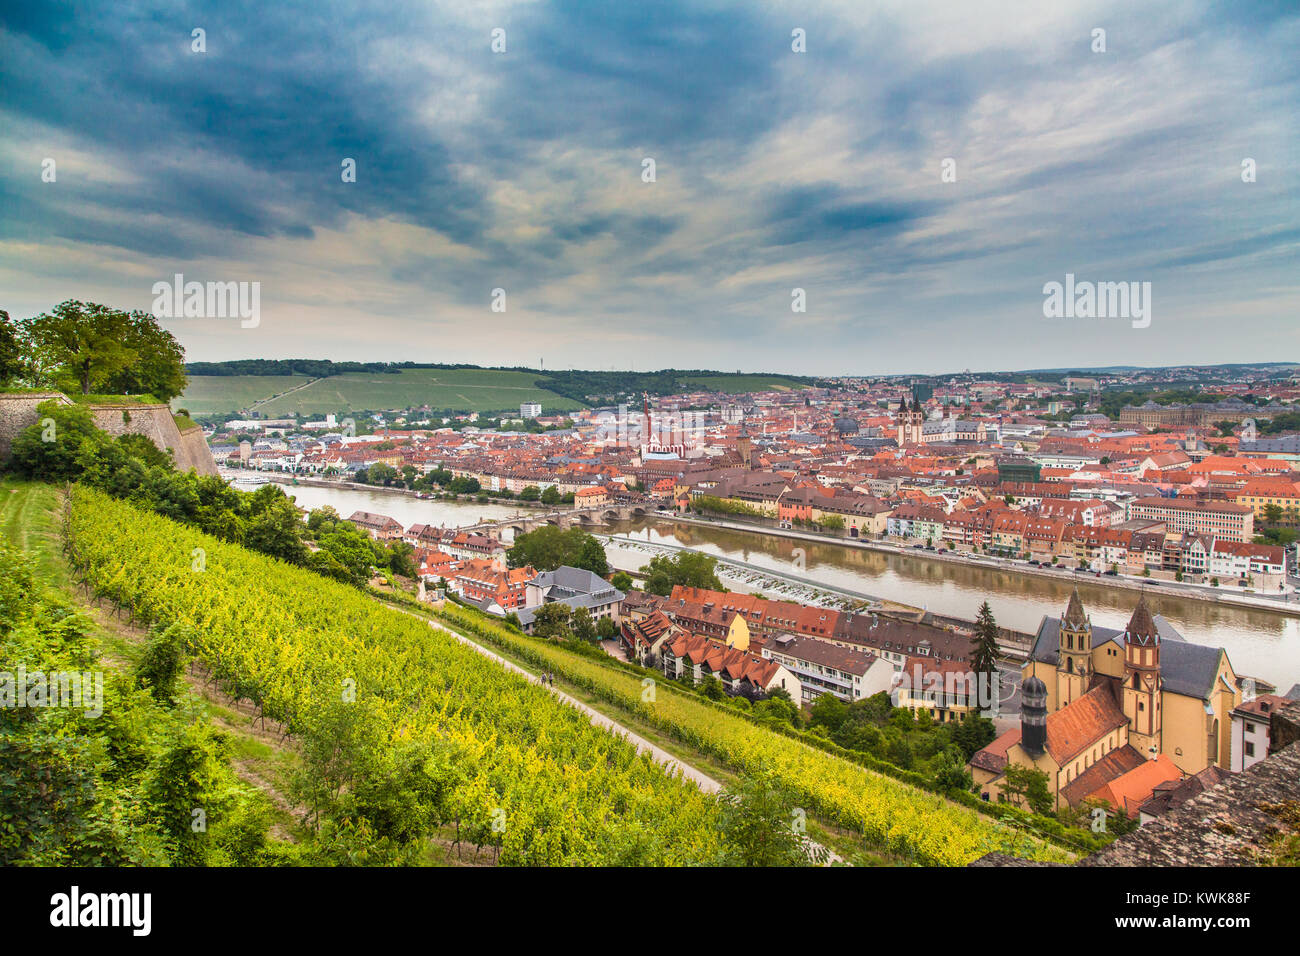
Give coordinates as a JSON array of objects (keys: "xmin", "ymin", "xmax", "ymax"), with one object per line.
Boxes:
[{"xmin": 463, "ymin": 502, "xmax": 659, "ymax": 537}]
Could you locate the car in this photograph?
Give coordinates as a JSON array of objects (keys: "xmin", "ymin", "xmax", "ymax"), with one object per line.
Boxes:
[
  {"xmin": 925, "ymin": 545, "xmax": 936, "ymax": 551},
  {"xmin": 912, "ymin": 544, "xmax": 925, "ymax": 549},
  {"xmin": 1028, "ymin": 560, "xmax": 1040, "ymax": 566},
  {"xmin": 1104, "ymin": 569, "xmax": 1118, "ymax": 576}
]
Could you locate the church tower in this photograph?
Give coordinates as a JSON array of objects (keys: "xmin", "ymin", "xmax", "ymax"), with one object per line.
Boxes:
[
  {"xmin": 1121, "ymin": 596, "xmax": 1162, "ymax": 758},
  {"xmin": 1057, "ymin": 588, "xmax": 1092, "ymax": 707},
  {"xmin": 897, "ymin": 396, "xmax": 924, "ymax": 446},
  {"xmin": 736, "ymin": 424, "xmax": 753, "ymax": 469}
]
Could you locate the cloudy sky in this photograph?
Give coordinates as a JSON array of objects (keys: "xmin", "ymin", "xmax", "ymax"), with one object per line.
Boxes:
[{"xmin": 2, "ymin": 0, "xmax": 1297, "ymax": 376}]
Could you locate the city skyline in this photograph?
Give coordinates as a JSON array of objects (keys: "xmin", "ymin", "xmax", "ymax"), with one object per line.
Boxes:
[{"xmin": 2, "ymin": 1, "xmax": 1298, "ymax": 375}]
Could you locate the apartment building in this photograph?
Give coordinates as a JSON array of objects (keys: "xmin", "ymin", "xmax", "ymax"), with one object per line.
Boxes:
[
  {"xmin": 1129, "ymin": 497, "xmax": 1254, "ymax": 542},
  {"xmin": 760, "ymin": 634, "xmax": 895, "ymax": 703}
]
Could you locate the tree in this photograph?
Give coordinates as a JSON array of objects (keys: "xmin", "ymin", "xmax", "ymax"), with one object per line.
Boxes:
[
  {"xmin": 1001, "ymin": 764, "xmax": 1053, "ymax": 815},
  {"xmin": 134, "ymin": 622, "xmax": 193, "ymax": 704},
  {"xmin": 506, "ymin": 526, "xmax": 608, "ymax": 575},
  {"xmin": 714, "ymin": 768, "xmax": 828, "ymax": 867},
  {"xmin": 0, "ymin": 310, "xmax": 22, "ymax": 386},
  {"xmin": 952, "ymin": 713, "xmax": 997, "ymax": 760},
  {"xmin": 519, "ymin": 485, "xmax": 541, "ymax": 502},
  {"xmin": 7, "ymin": 401, "xmax": 108, "ymax": 480},
  {"xmin": 808, "ymin": 692, "xmax": 849, "ymax": 734},
  {"xmin": 570, "ymin": 606, "xmax": 597, "ymax": 644},
  {"xmin": 531, "ymin": 603, "xmax": 572, "ymax": 642},
  {"xmin": 101, "ymin": 309, "xmax": 188, "ymax": 401},
  {"xmin": 23, "ymin": 301, "xmax": 137, "ymax": 395},
  {"xmin": 933, "ymin": 752, "xmax": 973, "ymax": 793},
  {"xmin": 611, "ymin": 571, "xmax": 634, "ymax": 591},
  {"xmin": 244, "ymin": 497, "xmax": 309, "ymax": 565},
  {"xmin": 386, "ymin": 540, "xmax": 417, "ymax": 578},
  {"xmin": 540, "ymin": 485, "xmax": 561, "ymax": 506},
  {"xmin": 365, "ymin": 463, "xmax": 398, "ymax": 486},
  {"xmin": 639, "ymin": 551, "xmax": 724, "ymax": 596},
  {"xmin": 699, "ymin": 674, "xmax": 726, "ymax": 700},
  {"xmin": 970, "ymin": 601, "xmax": 1000, "ymax": 706}
]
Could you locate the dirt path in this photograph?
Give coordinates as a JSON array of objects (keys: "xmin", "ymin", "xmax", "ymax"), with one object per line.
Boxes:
[
  {"xmin": 405, "ymin": 610, "xmax": 843, "ymax": 864},
  {"xmin": 418, "ymin": 613, "xmax": 723, "ymax": 793}
]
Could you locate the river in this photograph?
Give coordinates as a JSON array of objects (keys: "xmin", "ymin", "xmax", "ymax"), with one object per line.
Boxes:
[
  {"xmin": 266, "ymin": 481, "xmax": 526, "ymax": 529},
  {"xmin": 600, "ymin": 519, "xmax": 1300, "ymax": 692},
  {"xmin": 259, "ymin": 479, "xmax": 1300, "ymax": 690}
]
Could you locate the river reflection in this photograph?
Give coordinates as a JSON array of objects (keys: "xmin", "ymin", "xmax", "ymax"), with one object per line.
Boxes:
[
  {"xmin": 271, "ymin": 482, "xmax": 524, "ymax": 530},
  {"xmin": 607, "ymin": 519, "xmax": 1300, "ymax": 690}
]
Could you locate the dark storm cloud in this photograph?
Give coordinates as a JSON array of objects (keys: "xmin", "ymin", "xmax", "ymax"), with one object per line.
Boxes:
[{"xmin": 0, "ymin": 1, "xmax": 1297, "ymax": 373}]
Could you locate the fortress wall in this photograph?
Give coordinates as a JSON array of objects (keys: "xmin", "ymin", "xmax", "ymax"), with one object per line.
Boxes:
[
  {"xmin": 0, "ymin": 392, "xmax": 73, "ymax": 460},
  {"xmin": 0, "ymin": 392, "xmax": 218, "ymax": 477},
  {"xmin": 87, "ymin": 403, "xmax": 219, "ymax": 477}
]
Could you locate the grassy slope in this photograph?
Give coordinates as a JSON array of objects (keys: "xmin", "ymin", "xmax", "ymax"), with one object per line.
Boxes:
[
  {"xmin": 172, "ymin": 374, "xmax": 313, "ymax": 415},
  {"xmin": 0, "ymin": 479, "xmax": 304, "ymax": 842},
  {"xmin": 177, "ymin": 369, "xmax": 584, "ymax": 417}
]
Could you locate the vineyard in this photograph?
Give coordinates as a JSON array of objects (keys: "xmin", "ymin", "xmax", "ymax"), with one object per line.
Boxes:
[
  {"xmin": 432, "ymin": 604, "xmax": 1075, "ymax": 866},
  {"xmin": 64, "ymin": 487, "xmax": 722, "ymax": 865}
]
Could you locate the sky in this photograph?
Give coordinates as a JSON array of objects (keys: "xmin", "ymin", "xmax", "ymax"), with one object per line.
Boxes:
[{"xmin": 1, "ymin": 0, "xmax": 1297, "ymax": 376}]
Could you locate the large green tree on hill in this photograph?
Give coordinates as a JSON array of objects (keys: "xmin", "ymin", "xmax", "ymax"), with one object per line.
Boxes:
[
  {"xmin": 20, "ymin": 300, "xmax": 187, "ymax": 401},
  {"xmin": 0, "ymin": 310, "xmax": 23, "ymax": 386}
]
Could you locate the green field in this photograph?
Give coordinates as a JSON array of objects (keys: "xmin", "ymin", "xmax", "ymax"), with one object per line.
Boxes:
[
  {"xmin": 174, "ymin": 374, "xmax": 313, "ymax": 415},
  {"xmin": 176, "ymin": 369, "xmax": 583, "ymax": 417}
]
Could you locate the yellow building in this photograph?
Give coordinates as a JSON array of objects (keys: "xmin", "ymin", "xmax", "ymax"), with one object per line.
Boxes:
[{"xmin": 970, "ymin": 591, "xmax": 1241, "ymax": 812}]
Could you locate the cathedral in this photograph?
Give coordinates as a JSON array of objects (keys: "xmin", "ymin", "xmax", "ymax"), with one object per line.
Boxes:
[
  {"xmin": 969, "ymin": 590, "xmax": 1242, "ymax": 814},
  {"xmin": 896, "ymin": 396, "xmax": 925, "ymax": 446}
]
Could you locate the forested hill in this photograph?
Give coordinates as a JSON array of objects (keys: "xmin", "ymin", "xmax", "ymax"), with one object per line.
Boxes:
[{"xmin": 182, "ymin": 360, "xmax": 823, "ymax": 404}]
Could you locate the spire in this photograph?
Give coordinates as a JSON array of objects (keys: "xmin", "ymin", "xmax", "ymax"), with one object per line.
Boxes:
[
  {"xmin": 1062, "ymin": 587, "xmax": 1088, "ymax": 630},
  {"xmin": 1125, "ymin": 596, "xmax": 1159, "ymax": 646}
]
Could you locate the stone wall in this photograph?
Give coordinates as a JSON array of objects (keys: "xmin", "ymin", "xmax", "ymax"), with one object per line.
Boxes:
[
  {"xmin": 0, "ymin": 392, "xmax": 218, "ymax": 477},
  {"xmin": 86, "ymin": 403, "xmax": 219, "ymax": 477},
  {"xmin": 1271, "ymin": 700, "xmax": 1300, "ymax": 755},
  {"xmin": 0, "ymin": 392, "xmax": 73, "ymax": 460}
]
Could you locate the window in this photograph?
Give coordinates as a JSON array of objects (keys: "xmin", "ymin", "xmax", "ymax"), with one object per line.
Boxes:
[{"xmin": 1245, "ymin": 742, "xmax": 1255, "ymax": 757}]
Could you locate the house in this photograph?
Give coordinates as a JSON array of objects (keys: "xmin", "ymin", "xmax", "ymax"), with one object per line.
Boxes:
[
  {"xmin": 518, "ymin": 565, "xmax": 625, "ymax": 632},
  {"xmin": 574, "ymin": 485, "xmax": 609, "ymax": 508},
  {"xmin": 453, "ymin": 562, "xmax": 536, "ymax": 612},
  {"xmin": 891, "ymin": 656, "xmax": 986, "ymax": 723},
  {"xmin": 621, "ymin": 610, "xmax": 679, "ymax": 664},
  {"xmin": 761, "ymin": 634, "xmax": 895, "ymax": 704},
  {"xmin": 1137, "ymin": 765, "xmax": 1233, "ymax": 825},
  {"xmin": 346, "ymin": 511, "xmax": 405, "ymax": 540},
  {"xmin": 1083, "ymin": 753, "xmax": 1184, "ymax": 817},
  {"xmin": 1230, "ymin": 694, "xmax": 1290, "ymax": 771},
  {"xmin": 662, "ymin": 631, "xmax": 801, "ymax": 699}
]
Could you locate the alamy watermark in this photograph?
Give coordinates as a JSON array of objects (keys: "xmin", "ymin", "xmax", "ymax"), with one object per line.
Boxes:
[
  {"xmin": 1, "ymin": 666, "xmax": 104, "ymax": 718},
  {"xmin": 1042, "ymin": 273, "xmax": 1150, "ymax": 329},
  {"xmin": 890, "ymin": 663, "xmax": 1002, "ymax": 718},
  {"xmin": 151, "ymin": 273, "xmax": 260, "ymax": 328},
  {"xmin": 594, "ymin": 404, "xmax": 707, "ymax": 452}
]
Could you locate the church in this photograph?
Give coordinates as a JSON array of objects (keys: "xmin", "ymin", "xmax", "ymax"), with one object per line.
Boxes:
[
  {"xmin": 896, "ymin": 396, "xmax": 925, "ymax": 446},
  {"xmin": 969, "ymin": 590, "xmax": 1242, "ymax": 814}
]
